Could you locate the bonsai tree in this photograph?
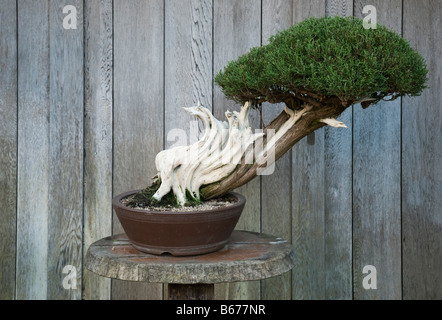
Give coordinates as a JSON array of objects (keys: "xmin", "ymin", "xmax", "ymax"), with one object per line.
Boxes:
[{"xmin": 130, "ymin": 16, "xmax": 428, "ymax": 207}]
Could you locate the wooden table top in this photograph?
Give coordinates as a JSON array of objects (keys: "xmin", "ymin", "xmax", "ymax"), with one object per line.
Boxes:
[{"xmin": 86, "ymin": 230, "xmax": 296, "ymax": 284}]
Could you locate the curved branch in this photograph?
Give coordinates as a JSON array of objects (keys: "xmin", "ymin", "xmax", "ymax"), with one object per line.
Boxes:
[
  {"xmin": 200, "ymin": 102, "xmax": 347, "ymax": 199},
  {"xmin": 153, "ymin": 99, "xmax": 349, "ymax": 205}
]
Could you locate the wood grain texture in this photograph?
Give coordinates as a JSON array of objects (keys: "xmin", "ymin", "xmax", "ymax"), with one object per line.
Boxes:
[
  {"xmin": 326, "ymin": 0, "xmax": 353, "ymax": 17},
  {"xmin": 85, "ymin": 231, "xmax": 296, "ymax": 283},
  {"xmin": 83, "ymin": 0, "xmax": 113, "ymax": 300},
  {"xmin": 168, "ymin": 284, "xmax": 214, "ymax": 300},
  {"xmin": 353, "ymin": 0, "xmax": 402, "ymax": 300},
  {"xmin": 323, "ymin": 0, "xmax": 353, "ymax": 300},
  {"xmin": 113, "ymin": 0, "xmax": 164, "ymax": 300},
  {"xmin": 402, "ymin": 0, "xmax": 442, "ymax": 300},
  {"xmin": 165, "ymin": 0, "xmax": 212, "ymax": 150},
  {"xmin": 261, "ymin": 0, "xmax": 293, "ymax": 300},
  {"xmin": 0, "ymin": 0, "xmax": 17, "ymax": 300},
  {"xmin": 16, "ymin": 0, "xmax": 50, "ymax": 300},
  {"xmin": 293, "ymin": 0, "xmax": 326, "ymax": 22},
  {"xmin": 290, "ymin": 0, "xmax": 328, "ymax": 300},
  {"xmin": 213, "ymin": 0, "xmax": 262, "ymax": 300},
  {"xmin": 47, "ymin": 0, "xmax": 84, "ymax": 300},
  {"xmin": 291, "ymin": 127, "xmax": 326, "ymax": 299}
]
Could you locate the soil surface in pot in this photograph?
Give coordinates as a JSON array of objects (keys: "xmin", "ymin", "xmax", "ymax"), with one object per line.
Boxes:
[{"xmin": 121, "ymin": 193, "xmax": 238, "ymax": 213}]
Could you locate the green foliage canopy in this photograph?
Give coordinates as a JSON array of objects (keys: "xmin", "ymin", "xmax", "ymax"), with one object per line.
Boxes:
[{"xmin": 215, "ymin": 17, "xmax": 428, "ymax": 109}]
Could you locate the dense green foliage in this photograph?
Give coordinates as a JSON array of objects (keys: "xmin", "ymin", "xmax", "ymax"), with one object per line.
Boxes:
[{"xmin": 215, "ymin": 17, "xmax": 428, "ymax": 108}]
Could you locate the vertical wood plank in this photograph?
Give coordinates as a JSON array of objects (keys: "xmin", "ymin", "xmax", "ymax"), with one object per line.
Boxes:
[
  {"xmin": 323, "ymin": 0, "xmax": 353, "ymax": 300},
  {"xmin": 353, "ymin": 0, "xmax": 402, "ymax": 300},
  {"xmin": 165, "ymin": 0, "xmax": 212, "ymax": 150},
  {"xmin": 213, "ymin": 0, "xmax": 261, "ymax": 300},
  {"xmin": 326, "ymin": 0, "xmax": 353, "ymax": 17},
  {"xmin": 402, "ymin": 0, "xmax": 442, "ymax": 300},
  {"xmin": 291, "ymin": 128, "xmax": 326, "ymax": 299},
  {"xmin": 0, "ymin": 0, "xmax": 17, "ymax": 300},
  {"xmin": 113, "ymin": 0, "xmax": 164, "ymax": 300},
  {"xmin": 47, "ymin": 0, "xmax": 84, "ymax": 300},
  {"xmin": 293, "ymin": 0, "xmax": 326, "ymax": 22},
  {"xmin": 83, "ymin": 0, "xmax": 113, "ymax": 300},
  {"xmin": 261, "ymin": 0, "xmax": 293, "ymax": 300},
  {"xmin": 290, "ymin": 0, "xmax": 328, "ymax": 300},
  {"xmin": 16, "ymin": 0, "xmax": 50, "ymax": 300}
]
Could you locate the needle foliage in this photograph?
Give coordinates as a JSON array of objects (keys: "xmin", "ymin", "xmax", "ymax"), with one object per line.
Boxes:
[{"xmin": 215, "ymin": 16, "xmax": 428, "ymax": 109}]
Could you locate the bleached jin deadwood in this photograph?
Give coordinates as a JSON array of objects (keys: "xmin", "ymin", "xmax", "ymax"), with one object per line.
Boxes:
[{"xmin": 153, "ymin": 101, "xmax": 346, "ymax": 206}]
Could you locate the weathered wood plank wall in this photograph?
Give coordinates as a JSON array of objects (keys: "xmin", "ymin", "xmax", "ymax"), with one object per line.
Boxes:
[
  {"xmin": 16, "ymin": 0, "xmax": 51, "ymax": 299},
  {"xmin": 353, "ymin": 0, "xmax": 402, "ymax": 300},
  {"xmin": 402, "ymin": 0, "xmax": 442, "ymax": 299},
  {"xmin": 0, "ymin": 0, "xmax": 17, "ymax": 300},
  {"xmin": 48, "ymin": 0, "xmax": 84, "ymax": 300},
  {"xmin": 112, "ymin": 0, "xmax": 164, "ymax": 300},
  {"xmin": 83, "ymin": 0, "xmax": 113, "ymax": 300},
  {"xmin": 0, "ymin": 0, "xmax": 440, "ymax": 300}
]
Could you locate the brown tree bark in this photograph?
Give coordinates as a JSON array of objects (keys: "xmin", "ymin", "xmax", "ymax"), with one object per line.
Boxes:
[{"xmin": 200, "ymin": 101, "xmax": 347, "ymax": 199}]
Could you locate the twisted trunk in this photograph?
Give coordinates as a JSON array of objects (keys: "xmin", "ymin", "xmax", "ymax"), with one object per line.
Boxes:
[
  {"xmin": 200, "ymin": 101, "xmax": 347, "ymax": 199},
  {"xmin": 153, "ymin": 100, "xmax": 348, "ymax": 205}
]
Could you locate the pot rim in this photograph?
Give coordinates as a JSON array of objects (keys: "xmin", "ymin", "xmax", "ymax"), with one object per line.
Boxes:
[{"xmin": 112, "ymin": 190, "xmax": 246, "ymax": 216}]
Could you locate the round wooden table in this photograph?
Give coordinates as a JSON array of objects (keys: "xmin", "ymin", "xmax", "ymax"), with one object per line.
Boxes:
[{"xmin": 86, "ymin": 230, "xmax": 296, "ymax": 300}]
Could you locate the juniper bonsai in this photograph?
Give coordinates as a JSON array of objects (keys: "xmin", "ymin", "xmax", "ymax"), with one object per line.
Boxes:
[{"xmin": 129, "ymin": 16, "xmax": 428, "ymax": 208}]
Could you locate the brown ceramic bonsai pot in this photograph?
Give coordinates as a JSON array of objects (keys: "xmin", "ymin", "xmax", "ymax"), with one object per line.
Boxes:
[{"xmin": 112, "ymin": 190, "xmax": 246, "ymax": 256}]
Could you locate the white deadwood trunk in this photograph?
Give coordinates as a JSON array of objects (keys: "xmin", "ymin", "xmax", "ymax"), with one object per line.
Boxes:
[{"xmin": 153, "ymin": 101, "xmax": 347, "ymax": 206}]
